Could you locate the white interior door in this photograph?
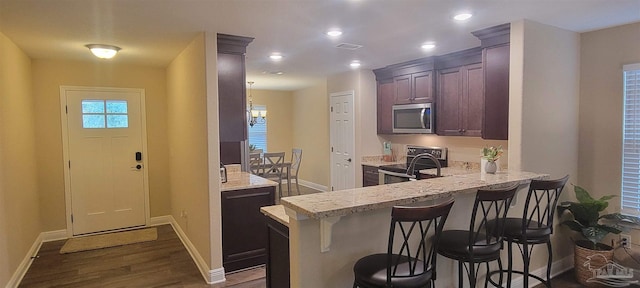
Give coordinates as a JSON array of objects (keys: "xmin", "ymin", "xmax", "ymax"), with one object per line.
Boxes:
[
  {"xmin": 330, "ymin": 91, "xmax": 355, "ymax": 191},
  {"xmin": 61, "ymin": 87, "xmax": 148, "ymax": 235}
]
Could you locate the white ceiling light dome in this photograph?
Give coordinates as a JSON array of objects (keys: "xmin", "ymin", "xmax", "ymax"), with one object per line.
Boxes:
[{"xmin": 85, "ymin": 44, "xmax": 121, "ymax": 59}]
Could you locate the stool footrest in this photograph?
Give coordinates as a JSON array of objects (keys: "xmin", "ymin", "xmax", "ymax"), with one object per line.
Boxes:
[{"xmin": 486, "ymin": 269, "xmax": 551, "ymax": 288}]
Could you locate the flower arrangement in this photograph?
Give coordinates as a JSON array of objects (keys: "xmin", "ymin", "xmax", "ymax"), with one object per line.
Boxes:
[{"xmin": 481, "ymin": 146, "xmax": 503, "ymax": 162}]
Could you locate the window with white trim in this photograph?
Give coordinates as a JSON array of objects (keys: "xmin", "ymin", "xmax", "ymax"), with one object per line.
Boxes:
[
  {"xmin": 622, "ymin": 63, "xmax": 640, "ymax": 216},
  {"xmin": 248, "ymin": 105, "xmax": 267, "ymax": 152}
]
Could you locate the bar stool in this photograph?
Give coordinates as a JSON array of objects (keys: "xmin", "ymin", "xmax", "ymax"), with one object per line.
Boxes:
[
  {"xmin": 487, "ymin": 175, "xmax": 569, "ymax": 288},
  {"xmin": 353, "ymin": 199, "xmax": 454, "ymax": 288},
  {"xmin": 436, "ymin": 185, "xmax": 519, "ymax": 288}
]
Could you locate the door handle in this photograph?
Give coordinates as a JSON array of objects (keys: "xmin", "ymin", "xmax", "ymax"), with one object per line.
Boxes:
[{"xmin": 131, "ymin": 164, "xmax": 142, "ymax": 170}]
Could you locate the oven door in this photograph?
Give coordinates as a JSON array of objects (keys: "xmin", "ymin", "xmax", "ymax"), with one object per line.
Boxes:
[{"xmin": 378, "ymin": 169, "xmax": 416, "ymax": 185}]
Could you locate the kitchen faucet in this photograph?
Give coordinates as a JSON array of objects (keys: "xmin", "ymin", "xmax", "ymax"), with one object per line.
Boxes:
[{"xmin": 406, "ymin": 153, "xmax": 442, "ymax": 178}]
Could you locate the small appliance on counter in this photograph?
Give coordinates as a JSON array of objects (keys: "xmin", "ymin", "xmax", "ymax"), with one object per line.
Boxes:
[
  {"xmin": 378, "ymin": 145, "xmax": 447, "ymax": 184},
  {"xmin": 220, "ymin": 162, "xmax": 227, "ymax": 183}
]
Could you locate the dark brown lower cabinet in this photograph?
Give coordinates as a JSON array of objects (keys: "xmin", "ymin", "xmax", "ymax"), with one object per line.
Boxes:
[
  {"xmin": 362, "ymin": 165, "xmax": 379, "ymax": 187},
  {"xmin": 222, "ymin": 186, "xmax": 275, "ymax": 272},
  {"xmin": 264, "ymin": 215, "xmax": 290, "ymax": 288}
]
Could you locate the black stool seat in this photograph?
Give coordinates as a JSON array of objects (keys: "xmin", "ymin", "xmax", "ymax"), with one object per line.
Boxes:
[
  {"xmin": 502, "ymin": 218, "xmax": 551, "ymax": 242},
  {"xmin": 352, "ymin": 200, "xmax": 454, "ymax": 288},
  {"xmin": 353, "ymin": 254, "xmax": 433, "ymax": 288},
  {"xmin": 437, "ymin": 230, "xmax": 502, "ymax": 262}
]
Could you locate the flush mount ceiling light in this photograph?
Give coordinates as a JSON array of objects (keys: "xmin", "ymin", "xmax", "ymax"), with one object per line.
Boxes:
[
  {"xmin": 350, "ymin": 61, "xmax": 361, "ymax": 68},
  {"xmin": 85, "ymin": 44, "xmax": 121, "ymax": 59},
  {"xmin": 421, "ymin": 42, "xmax": 436, "ymax": 50},
  {"xmin": 453, "ymin": 13, "xmax": 473, "ymax": 21},
  {"xmin": 269, "ymin": 53, "xmax": 283, "ymax": 61},
  {"xmin": 327, "ymin": 29, "xmax": 343, "ymax": 37}
]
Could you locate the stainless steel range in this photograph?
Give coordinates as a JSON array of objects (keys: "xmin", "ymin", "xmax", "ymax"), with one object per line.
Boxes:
[{"xmin": 378, "ymin": 145, "xmax": 448, "ymax": 184}]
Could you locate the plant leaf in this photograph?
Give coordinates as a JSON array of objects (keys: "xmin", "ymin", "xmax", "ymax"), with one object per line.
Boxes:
[
  {"xmin": 574, "ymin": 185, "xmax": 595, "ymax": 203},
  {"xmin": 561, "ymin": 220, "xmax": 584, "ymax": 233},
  {"xmin": 582, "ymin": 227, "xmax": 609, "ymax": 245},
  {"xmin": 599, "ymin": 195, "xmax": 617, "ymax": 202}
]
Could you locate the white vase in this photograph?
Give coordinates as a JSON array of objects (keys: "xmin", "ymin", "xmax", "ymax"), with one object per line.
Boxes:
[
  {"xmin": 485, "ymin": 161, "xmax": 497, "ymax": 174},
  {"xmin": 481, "ymin": 158, "xmax": 500, "ymax": 174}
]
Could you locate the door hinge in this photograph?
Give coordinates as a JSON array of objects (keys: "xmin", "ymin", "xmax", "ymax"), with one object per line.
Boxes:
[
  {"xmin": 71, "ymin": 214, "xmax": 74, "ymax": 223},
  {"xmin": 68, "ymin": 161, "xmax": 71, "ymax": 169},
  {"xmin": 331, "ymin": 147, "xmax": 334, "ymax": 152},
  {"xmin": 65, "ymin": 105, "xmax": 68, "ymax": 114},
  {"xmin": 331, "ymin": 106, "xmax": 333, "ymax": 112},
  {"xmin": 331, "ymin": 186, "xmax": 334, "ymax": 191}
]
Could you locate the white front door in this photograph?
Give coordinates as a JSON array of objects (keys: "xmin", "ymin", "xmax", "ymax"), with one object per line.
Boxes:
[
  {"xmin": 61, "ymin": 86, "xmax": 148, "ymax": 235},
  {"xmin": 330, "ymin": 91, "xmax": 355, "ymax": 191}
]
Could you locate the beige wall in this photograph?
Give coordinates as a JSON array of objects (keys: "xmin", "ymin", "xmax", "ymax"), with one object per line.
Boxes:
[
  {"xmin": 509, "ymin": 18, "xmax": 580, "ymax": 272},
  {"xmin": 166, "ymin": 33, "xmax": 212, "ymax": 267},
  {"xmin": 0, "ymin": 32, "xmax": 41, "ymax": 287},
  {"xmin": 250, "ymin": 89, "xmax": 293, "ymax": 154},
  {"xmin": 292, "ymin": 81, "xmax": 330, "ymax": 187},
  {"xmin": 579, "ymin": 22, "xmax": 640, "ymax": 205},
  {"xmin": 31, "ymin": 59, "xmax": 170, "ymax": 231}
]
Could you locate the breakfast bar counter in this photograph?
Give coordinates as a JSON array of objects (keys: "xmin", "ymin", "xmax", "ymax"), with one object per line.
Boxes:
[
  {"xmin": 271, "ymin": 170, "xmax": 548, "ymax": 288},
  {"xmin": 281, "ymin": 170, "xmax": 546, "ymax": 220}
]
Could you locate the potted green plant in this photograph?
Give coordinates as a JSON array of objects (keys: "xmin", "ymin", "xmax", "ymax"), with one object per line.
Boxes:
[
  {"xmin": 559, "ymin": 185, "xmax": 640, "ymax": 286},
  {"xmin": 481, "ymin": 146, "xmax": 503, "ymax": 174}
]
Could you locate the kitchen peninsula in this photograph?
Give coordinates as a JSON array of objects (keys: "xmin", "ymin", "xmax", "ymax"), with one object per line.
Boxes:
[
  {"xmin": 220, "ymin": 166, "xmax": 277, "ymax": 272},
  {"xmin": 265, "ymin": 170, "xmax": 547, "ymax": 287}
]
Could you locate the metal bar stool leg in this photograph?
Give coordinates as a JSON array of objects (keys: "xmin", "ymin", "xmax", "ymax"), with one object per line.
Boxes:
[{"xmin": 546, "ymin": 241, "xmax": 553, "ymax": 287}]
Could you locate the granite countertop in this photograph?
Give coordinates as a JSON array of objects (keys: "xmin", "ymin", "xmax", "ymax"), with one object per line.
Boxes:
[
  {"xmin": 260, "ymin": 205, "xmax": 289, "ymax": 226},
  {"xmin": 280, "ymin": 170, "xmax": 547, "ymax": 219},
  {"xmin": 220, "ymin": 172, "xmax": 278, "ymax": 192}
]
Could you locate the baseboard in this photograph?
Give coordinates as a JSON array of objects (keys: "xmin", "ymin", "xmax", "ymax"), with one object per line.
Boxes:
[
  {"xmin": 5, "ymin": 229, "xmax": 65, "ymax": 288},
  {"xmin": 165, "ymin": 216, "xmax": 226, "ymax": 284},
  {"xmin": 149, "ymin": 215, "xmax": 173, "ymax": 226},
  {"xmin": 298, "ymin": 179, "xmax": 329, "ymax": 192},
  {"xmin": 40, "ymin": 229, "xmax": 67, "ymax": 242},
  {"xmin": 509, "ymin": 254, "xmax": 573, "ymax": 287}
]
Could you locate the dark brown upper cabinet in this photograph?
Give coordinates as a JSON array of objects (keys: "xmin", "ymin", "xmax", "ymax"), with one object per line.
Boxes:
[
  {"xmin": 217, "ymin": 34, "xmax": 253, "ymax": 143},
  {"xmin": 218, "ymin": 34, "xmax": 253, "ymax": 165},
  {"xmin": 373, "ymin": 58, "xmax": 435, "ymax": 134},
  {"xmin": 436, "ymin": 62, "xmax": 484, "ymax": 137},
  {"xmin": 472, "ymin": 23, "xmax": 511, "ymax": 140},
  {"xmin": 435, "ymin": 47, "xmax": 483, "ymax": 137}
]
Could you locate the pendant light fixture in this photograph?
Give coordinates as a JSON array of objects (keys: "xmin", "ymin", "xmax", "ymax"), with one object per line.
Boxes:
[{"xmin": 247, "ymin": 81, "xmax": 266, "ymax": 127}]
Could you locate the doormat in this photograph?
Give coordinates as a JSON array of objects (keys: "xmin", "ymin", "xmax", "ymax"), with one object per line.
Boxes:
[{"xmin": 60, "ymin": 227, "xmax": 157, "ymax": 254}]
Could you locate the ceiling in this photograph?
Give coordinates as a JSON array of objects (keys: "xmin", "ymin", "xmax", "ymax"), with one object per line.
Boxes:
[{"xmin": 1, "ymin": 0, "xmax": 639, "ymax": 91}]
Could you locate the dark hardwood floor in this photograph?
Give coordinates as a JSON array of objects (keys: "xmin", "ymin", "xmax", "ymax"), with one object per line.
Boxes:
[{"xmin": 19, "ymin": 224, "xmax": 265, "ymax": 288}]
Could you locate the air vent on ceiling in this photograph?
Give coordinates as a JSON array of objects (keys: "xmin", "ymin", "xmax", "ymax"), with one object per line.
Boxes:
[{"xmin": 335, "ymin": 43, "xmax": 363, "ymax": 50}]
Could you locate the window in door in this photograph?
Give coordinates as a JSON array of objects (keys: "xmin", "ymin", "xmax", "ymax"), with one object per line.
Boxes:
[
  {"xmin": 81, "ymin": 99, "xmax": 129, "ymax": 129},
  {"xmin": 622, "ymin": 63, "xmax": 640, "ymax": 216},
  {"xmin": 248, "ymin": 105, "xmax": 267, "ymax": 152}
]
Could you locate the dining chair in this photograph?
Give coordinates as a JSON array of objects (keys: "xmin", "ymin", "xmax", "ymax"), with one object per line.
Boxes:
[
  {"xmin": 286, "ymin": 148, "xmax": 303, "ymax": 195},
  {"xmin": 249, "ymin": 152, "xmax": 262, "ymax": 175},
  {"xmin": 262, "ymin": 152, "xmax": 285, "ymax": 197}
]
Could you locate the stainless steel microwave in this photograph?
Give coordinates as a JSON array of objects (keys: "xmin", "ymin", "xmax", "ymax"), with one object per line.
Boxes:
[{"xmin": 392, "ymin": 103, "xmax": 433, "ymax": 133}]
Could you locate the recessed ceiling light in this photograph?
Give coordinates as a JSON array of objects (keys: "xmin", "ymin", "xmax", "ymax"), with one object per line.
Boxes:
[
  {"xmin": 421, "ymin": 43, "xmax": 436, "ymax": 50},
  {"xmin": 453, "ymin": 13, "xmax": 473, "ymax": 21},
  {"xmin": 350, "ymin": 61, "xmax": 361, "ymax": 68},
  {"xmin": 85, "ymin": 44, "xmax": 121, "ymax": 59},
  {"xmin": 269, "ymin": 53, "xmax": 283, "ymax": 61},
  {"xmin": 327, "ymin": 29, "xmax": 343, "ymax": 37}
]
